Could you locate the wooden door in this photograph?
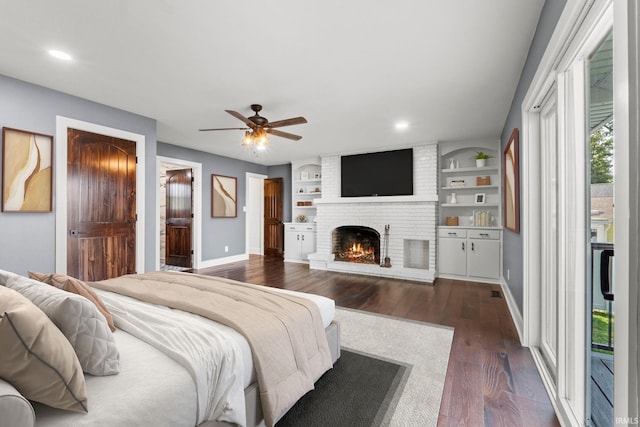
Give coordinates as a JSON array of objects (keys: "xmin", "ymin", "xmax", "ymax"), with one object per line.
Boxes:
[
  {"xmin": 165, "ymin": 168, "xmax": 193, "ymax": 267},
  {"xmin": 67, "ymin": 129, "xmax": 136, "ymax": 281},
  {"xmin": 264, "ymin": 178, "xmax": 284, "ymax": 258}
]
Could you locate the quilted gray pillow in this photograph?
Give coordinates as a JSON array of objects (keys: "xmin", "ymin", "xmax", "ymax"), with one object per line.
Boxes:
[{"xmin": 3, "ymin": 272, "xmax": 119, "ymax": 376}]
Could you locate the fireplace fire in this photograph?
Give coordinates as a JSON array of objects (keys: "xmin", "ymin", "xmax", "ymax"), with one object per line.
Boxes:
[{"xmin": 332, "ymin": 226, "xmax": 380, "ymax": 264}]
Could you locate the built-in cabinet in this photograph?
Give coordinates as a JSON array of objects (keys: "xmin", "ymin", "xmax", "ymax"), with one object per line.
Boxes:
[
  {"xmin": 286, "ymin": 159, "xmax": 321, "ymax": 262},
  {"xmin": 438, "ymin": 227, "xmax": 501, "ymax": 280},
  {"xmin": 438, "ymin": 140, "xmax": 502, "ymax": 283},
  {"xmin": 284, "ymin": 223, "xmax": 316, "ymax": 263}
]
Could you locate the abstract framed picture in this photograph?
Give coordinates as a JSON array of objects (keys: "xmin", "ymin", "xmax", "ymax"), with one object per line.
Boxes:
[
  {"xmin": 212, "ymin": 174, "xmax": 237, "ymax": 218},
  {"xmin": 2, "ymin": 127, "xmax": 53, "ymax": 212},
  {"xmin": 503, "ymin": 128, "xmax": 520, "ymax": 233}
]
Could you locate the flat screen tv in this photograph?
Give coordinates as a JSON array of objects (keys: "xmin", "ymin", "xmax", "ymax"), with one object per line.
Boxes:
[{"xmin": 341, "ymin": 148, "xmax": 413, "ymax": 197}]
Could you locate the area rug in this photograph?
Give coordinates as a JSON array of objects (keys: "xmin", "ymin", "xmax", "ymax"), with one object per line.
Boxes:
[
  {"xmin": 276, "ymin": 349, "xmax": 410, "ymax": 426},
  {"xmin": 277, "ymin": 308, "xmax": 454, "ymax": 427}
]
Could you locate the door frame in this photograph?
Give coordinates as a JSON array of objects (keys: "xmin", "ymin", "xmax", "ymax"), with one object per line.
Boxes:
[
  {"xmin": 521, "ymin": 0, "xmax": 638, "ymax": 425},
  {"xmin": 246, "ymin": 172, "xmax": 267, "ymax": 256},
  {"xmin": 55, "ymin": 116, "xmax": 146, "ymax": 275},
  {"xmin": 157, "ymin": 156, "xmax": 202, "ymax": 270}
]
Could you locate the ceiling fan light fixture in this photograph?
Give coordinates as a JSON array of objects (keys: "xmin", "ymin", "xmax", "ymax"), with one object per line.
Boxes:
[
  {"xmin": 255, "ymin": 129, "xmax": 269, "ymax": 149},
  {"xmin": 242, "ymin": 131, "xmax": 253, "ymax": 146}
]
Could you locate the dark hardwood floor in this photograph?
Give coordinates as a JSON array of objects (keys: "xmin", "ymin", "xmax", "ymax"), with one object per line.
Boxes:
[{"xmin": 196, "ymin": 255, "xmax": 560, "ymax": 427}]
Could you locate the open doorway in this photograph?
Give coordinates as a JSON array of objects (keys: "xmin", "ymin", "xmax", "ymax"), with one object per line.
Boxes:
[
  {"xmin": 157, "ymin": 157, "xmax": 202, "ymax": 271},
  {"xmin": 246, "ymin": 173, "xmax": 267, "ymax": 256}
]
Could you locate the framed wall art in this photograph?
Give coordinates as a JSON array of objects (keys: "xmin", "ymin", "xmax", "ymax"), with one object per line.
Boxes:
[
  {"xmin": 2, "ymin": 127, "xmax": 53, "ymax": 212},
  {"xmin": 503, "ymin": 128, "xmax": 520, "ymax": 233},
  {"xmin": 212, "ymin": 174, "xmax": 237, "ymax": 217}
]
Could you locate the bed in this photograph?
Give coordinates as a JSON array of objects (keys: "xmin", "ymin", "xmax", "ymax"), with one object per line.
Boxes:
[{"xmin": 0, "ymin": 270, "xmax": 340, "ymax": 427}]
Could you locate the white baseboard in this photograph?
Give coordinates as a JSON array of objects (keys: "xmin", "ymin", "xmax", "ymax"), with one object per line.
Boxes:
[
  {"xmin": 198, "ymin": 253, "xmax": 249, "ymax": 269},
  {"xmin": 499, "ymin": 277, "xmax": 524, "ymax": 344}
]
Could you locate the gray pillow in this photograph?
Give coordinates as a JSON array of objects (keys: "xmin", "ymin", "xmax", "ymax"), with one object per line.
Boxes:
[{"xmin": 4, "ymin": 272, "xmax": 119, "ymax": 376}]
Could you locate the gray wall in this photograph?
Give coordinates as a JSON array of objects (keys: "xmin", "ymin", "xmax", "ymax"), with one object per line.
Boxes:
[
  {"xmin": 500, "ymin": 0, "xmax": 567, "ymax": 313},
  {"xmin": 0, "ymin": 74, "xmax": 157, "ymax": 276},
  {"xmin": 157, "ymin": 142, "xmax": 292, "ymax": 259}
]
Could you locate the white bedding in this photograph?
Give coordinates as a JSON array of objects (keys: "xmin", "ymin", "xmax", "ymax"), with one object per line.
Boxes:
[
  {"xmin": 32, "ymin": 281, "xmax": 336, "ymax": 427},
  {"xmin": 96, "ymin": 290, "xmax": 247, "ymax": 426},
  {"xmin": 33, "ymin": 330, "xmax": 199, "ymax": 427}
]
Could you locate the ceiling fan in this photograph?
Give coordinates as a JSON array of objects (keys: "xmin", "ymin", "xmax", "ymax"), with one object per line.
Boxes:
[{"xmin": 199, "ymin": 104, "xmax": 307, "ymax": 149}]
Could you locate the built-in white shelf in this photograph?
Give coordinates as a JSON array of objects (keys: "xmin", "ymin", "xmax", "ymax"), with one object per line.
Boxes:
[{"xmin": 441, "ymin": 166, "xmax": 498, "ymax": 174}]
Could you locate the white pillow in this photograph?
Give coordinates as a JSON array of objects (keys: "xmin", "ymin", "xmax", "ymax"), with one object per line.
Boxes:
[{"xmin": 4, "ymin": 273, "xmax": 120, "ymax": 376}]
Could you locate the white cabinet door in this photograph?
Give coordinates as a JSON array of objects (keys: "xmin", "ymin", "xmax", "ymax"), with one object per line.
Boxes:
[
  {"xmin": 284, "ymin": 225, "xmax": 316, "ymax": 262},
  {"xmin": 467, "ymin": 238, "xmax": 500, "ymax": 279},
  {"xmin": 438, "ymin": 238, "xmax": 467, "ymax": 276},
  {"xmin": 300, "ymin": 231, "xmax": 316, "ymax": 259},
  {"xmin": 284, "ymin": 230, "xmax": 302, "ymax": 260}
]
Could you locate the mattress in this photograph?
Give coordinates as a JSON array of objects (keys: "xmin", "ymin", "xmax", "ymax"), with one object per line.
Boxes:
[{"xmin": 33, "ymin": 329, "xmax": 200, "ymax": 427}]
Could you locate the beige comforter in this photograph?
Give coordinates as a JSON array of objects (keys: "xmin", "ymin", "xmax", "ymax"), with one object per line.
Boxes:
[{"xmin": 92, "ymin": 272, "xmax": 332, "ymax": 427}]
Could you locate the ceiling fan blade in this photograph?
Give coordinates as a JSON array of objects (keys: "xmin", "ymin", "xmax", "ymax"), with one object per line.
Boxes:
[
  {"xmin": 267, "ymin": 128, "xmax": 303, "ymax": 141},
  {"xmin": 199, "ymin": 127, "xmax": 248, "ymax": 131},
  {"xmin": 225, "ymin": 110, "xmax": 257, "ymax": 129},
  {"xmin": 266, "ymin": 117, "xmax": 308, "ymax": 128}
]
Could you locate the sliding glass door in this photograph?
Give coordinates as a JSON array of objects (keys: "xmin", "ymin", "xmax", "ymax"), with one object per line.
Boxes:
[{"xmin": 587, "ymin": 31, "xmax": 615, "ymax": 427}]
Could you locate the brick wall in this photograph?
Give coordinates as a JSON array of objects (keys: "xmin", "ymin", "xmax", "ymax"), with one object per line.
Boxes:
[{"xmin": 313, "ymin": 144, "xmax": 439, "ymax": 280}]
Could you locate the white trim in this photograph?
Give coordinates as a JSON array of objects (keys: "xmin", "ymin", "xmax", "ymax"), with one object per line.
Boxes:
[
  {"xmin": 156, "ymin": 156, "xmax": 203, "ymax": 270},
  {"xmin": 315, "ymin": 195, "xmax": 438, "ymax": 204},
  {"xmin": 245, "ymin": 172, "xmax": 267, "ymax": 256},
  {"xmin": 198, "ymin": 253, "xmax": 249, "ymax": 269},
  {"xmin": 613, "ymin": 0, "xmax": 640, "ymax": 421},
  {"xmin": 55, "ymin": 116, "xmax": 146, "ymax": 274},
  {"xmin": 499, "ymin": 277, "xmax": 524, "ymax": 343}
]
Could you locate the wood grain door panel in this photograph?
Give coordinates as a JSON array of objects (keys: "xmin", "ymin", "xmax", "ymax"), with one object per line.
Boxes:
[
  {"xmin": 264, "ymin": 178, "xmax": 284, "ymax": 258},
  {"xmin": 67, "ymin": 129, "xmax": 136, "ymax": 281},
  {"xmin": 165, "ymin": 168, "xmax": 193, "ymax": 267}
]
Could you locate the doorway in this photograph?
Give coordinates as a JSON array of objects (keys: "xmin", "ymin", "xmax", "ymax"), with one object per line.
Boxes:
[
  {"xmin": 164, "ymin": 168, "xmax": 193, "ymax": 269},
  {"xmin": 157, "ymin": 156, "xmax": 202, "ymax": 271},
  {"xmin": 55, "ymin": 117, "xmax": 146, "ymax": 276},
  {"xmin": 246, "ymin": 173, "xmax": 266, "ymax": 255},
  {"xmin": 264, "ymin": 178, "xmax": 284, "ymax": 258}
]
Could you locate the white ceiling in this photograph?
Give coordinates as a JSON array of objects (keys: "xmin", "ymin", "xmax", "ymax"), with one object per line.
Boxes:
[{"xmin": 0, "ymin": 0, "xmax": 544, "ymax": 166}]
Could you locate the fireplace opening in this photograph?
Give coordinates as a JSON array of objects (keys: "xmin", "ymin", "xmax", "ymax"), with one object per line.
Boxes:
[{"xmin": 332, "ymin": 226, "xmax": 380, "ymax": 264}]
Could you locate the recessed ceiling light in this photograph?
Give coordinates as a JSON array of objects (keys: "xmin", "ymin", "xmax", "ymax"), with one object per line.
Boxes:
[
  {"xmin": 394, "ymin": 121, "xmax": 409, "ymax": 131},
  {"xmin": 48, "ymin": 49, "xmax": 73, "ymax": 61}
]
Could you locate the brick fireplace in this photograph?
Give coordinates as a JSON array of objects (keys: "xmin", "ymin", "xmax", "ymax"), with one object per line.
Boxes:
[{"xmin": 308, "ymin": 144, "xmax": 438, "ymax": 283}]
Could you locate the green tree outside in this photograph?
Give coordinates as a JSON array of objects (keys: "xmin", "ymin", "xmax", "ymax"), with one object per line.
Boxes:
[{"xmin": 590, "ymin": 121, "xmax": 613, "ymax": 184}]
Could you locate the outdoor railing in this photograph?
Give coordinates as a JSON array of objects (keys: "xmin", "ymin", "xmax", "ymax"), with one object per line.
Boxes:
[{"xmin": 591, "ymin": 242, "xmax": 614, "ymax": 352}]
